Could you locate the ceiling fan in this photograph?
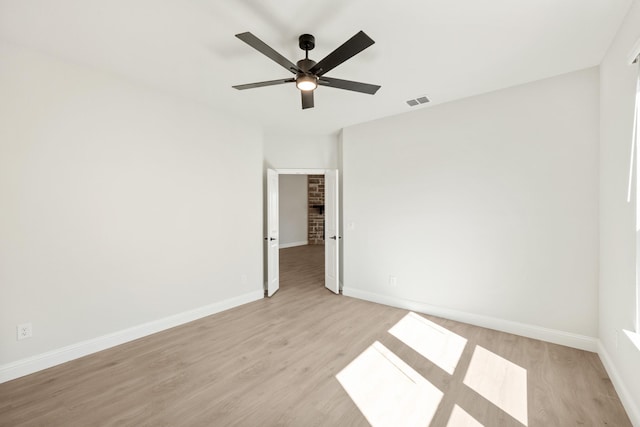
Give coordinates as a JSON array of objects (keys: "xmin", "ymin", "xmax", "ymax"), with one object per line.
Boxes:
[{"xmin": 232, "ymin": 31, "xmax": 381, "ymax": 109}]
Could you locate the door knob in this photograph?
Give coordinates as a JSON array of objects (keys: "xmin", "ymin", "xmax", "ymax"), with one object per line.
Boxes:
[{"xmin": 264, "ymin": 237, "xmax": 277, "ymax": 241}]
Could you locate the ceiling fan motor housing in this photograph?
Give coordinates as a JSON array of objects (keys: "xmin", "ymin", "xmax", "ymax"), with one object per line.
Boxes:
[
  {"xmin": 297, "ymin": 58, "xmax": 316, "ymax": 74},
  {"xmin": 296, "ymin": 58, "xmax": 318, "ymax": 91}
]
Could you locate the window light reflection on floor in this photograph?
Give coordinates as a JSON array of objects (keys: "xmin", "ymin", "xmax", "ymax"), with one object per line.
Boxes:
[
  {"xmin": 446, "ymin": 404, "xmax": 484, "ymax": 427},
  {"xmin": 388, "ymin": 312, "xmax": 468, "ymax": 375},
  {"xmin": 336, "ymin": 341, "xmax": 443, "ymax": 427},
  {"xmin": 463, "ymin": 345, "xmax": 528, "ymax": 426}
]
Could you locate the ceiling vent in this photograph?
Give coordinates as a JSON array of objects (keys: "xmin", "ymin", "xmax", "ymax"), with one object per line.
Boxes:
[{"xmin": 406, "ymin": 95, "xmax": 430, "ymax": 107}]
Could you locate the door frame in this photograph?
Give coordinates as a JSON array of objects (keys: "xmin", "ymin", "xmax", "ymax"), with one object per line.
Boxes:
[
  {"xmin": 265, "ymin": 169, "xmax": 280, "ymax": 297},
  {"xmin": 264, "ymin": 168, "xmax": 340, "ymax": 294}
]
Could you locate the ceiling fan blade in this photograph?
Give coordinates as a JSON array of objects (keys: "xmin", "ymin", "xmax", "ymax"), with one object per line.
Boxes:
[
  {"xmin": 318, "ymin": 77, "xmax": 381, "ymax": 95},
  {"xmin": 301, "ymin": 90, "xmax": 314, "ymax": 109},
  {"xmin": 236, "ymin": 32, "xmax": 300, "ymax": 74},
  {"xmin": 232, "ymin": 78, "xmax": 295, "ymax": 90},
  {"xmin": 309, "ymin": 31, "xmax": 375, "ymax": 76}
]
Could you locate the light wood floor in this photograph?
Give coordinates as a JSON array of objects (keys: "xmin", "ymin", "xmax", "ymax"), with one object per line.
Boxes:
[{"xmin": 0, "ymin": 245, "xmax": 631, "ymax": 426}]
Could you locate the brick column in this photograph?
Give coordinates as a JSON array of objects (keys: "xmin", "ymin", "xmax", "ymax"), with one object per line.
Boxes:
[{"xmin": 308, "ymin": 175, "xmax": 325, "ymax": 245}]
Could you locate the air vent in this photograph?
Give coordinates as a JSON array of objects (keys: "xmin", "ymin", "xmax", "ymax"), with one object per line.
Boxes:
[{"xmin": 406, "ymin": 95, "xmax": 430, "ymax": 107}]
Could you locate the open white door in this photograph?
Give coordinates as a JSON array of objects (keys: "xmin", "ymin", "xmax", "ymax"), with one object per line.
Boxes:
[
  {"xmin": 266, "ymin": 169, "xmax": 279, "ymax": 297},
  {"xmin": 325, "ymin": 169, "xmax": 340, "ymax": 293}
]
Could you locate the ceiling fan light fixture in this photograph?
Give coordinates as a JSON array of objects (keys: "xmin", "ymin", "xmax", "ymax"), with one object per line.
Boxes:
[
  {"xmin": 233, "ymin": 31, "xmax": 380, "ymax": 109},
  {"xmin": 296, "ymin": 75, "xmax": 317, "ymax": 91}
]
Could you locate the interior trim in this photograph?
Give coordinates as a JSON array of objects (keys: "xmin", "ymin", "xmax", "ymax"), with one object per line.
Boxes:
[
  {"xmin": 343, "ymin": 287, "xmax": 598, "ymax": 352},
  {"xmin": 597, "ymin": 340, "xmax": 640, "ymax": 426},
  {"xmin": 0, "ymin": 290, "xmax": 264, "ymax": 384}
]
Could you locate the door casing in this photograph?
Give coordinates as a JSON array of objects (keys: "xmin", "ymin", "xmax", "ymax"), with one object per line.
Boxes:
[{"xmin": 265, "ymin": 168, "xmax": 340, "ymax": 295}]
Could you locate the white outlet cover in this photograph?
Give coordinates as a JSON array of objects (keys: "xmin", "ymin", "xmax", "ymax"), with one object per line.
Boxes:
[{"xmin": 17, "ymin": 323, "xmax": 33, "ymax": 340}]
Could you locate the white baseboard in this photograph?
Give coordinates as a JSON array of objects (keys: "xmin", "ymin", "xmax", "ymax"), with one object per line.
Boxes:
[
  {"xmin": 343, "ymin": 287, "xmax": 598, "ymax": 352},
  {"xmin": 597, "ymin": 341, "xmax": 640, "ymax": 426},
  {"xmin": 0, "ymin": 290, "xmax": 264, "ymax": 384},
  {"xmin": 279, "ymin": 240, "xmax": 308, "ymax": 249}
]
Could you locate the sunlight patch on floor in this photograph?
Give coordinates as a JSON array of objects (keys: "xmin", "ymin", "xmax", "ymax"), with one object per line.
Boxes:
[
  {"xmin": 446, "ymin": 404, "xmax": 484, "ymax": 427},
  {"xmin": 463, "ymin": 345, "xmax": 528, "ymax": 426},
  {"xmin": 388, "ymin": 312, "xmax": 468, "ymax": 375},
  {"xmin": 336, "ymin": 341, "xmax": 443, "ymax": 427}
]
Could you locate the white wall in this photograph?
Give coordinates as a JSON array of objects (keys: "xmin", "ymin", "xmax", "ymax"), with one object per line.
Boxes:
[
  {"xmin": 342, "ymin": 68, "xmax": 600, "ymax": 342},
  {"xmin": 599, "ymin": 0, "xmax": 640, "ymax": 422},
  {"xmin": 279, "ymin": 175, "xmax": 308, "ymax": 247},
  {"xmin": 264, "ymin": 131, "xmax": 338, "ymax": 169},
  {"xmin": 0, "ymin": 42, "xmax": 263, "ymax": 369}
]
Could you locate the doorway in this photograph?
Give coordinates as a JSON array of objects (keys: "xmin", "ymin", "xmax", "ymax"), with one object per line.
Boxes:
[
  {"xmin": 265, "ymin": 168, "xmax": 340, "ymax": 297},
  {"xmin": 279, "ymin": 174, "xmax": 325, "ymax": 293}
]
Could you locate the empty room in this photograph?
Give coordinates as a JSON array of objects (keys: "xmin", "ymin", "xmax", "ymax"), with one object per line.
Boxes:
[{"xmin": 1, "ymin": 1, "xmax": 640, "ymax": 426}]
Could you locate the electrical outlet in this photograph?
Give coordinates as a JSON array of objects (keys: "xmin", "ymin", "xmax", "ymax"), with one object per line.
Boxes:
[
  {"xmin": 389, "ymin": 276, "xmax": 397, "ymax": 287},
  {"xmin": 241, "ymin": 274, "xmax": 248, "ymax": 285},
  {"xmin": 17, "ymin": 323, "xmax": 32, "ymax": 341}
]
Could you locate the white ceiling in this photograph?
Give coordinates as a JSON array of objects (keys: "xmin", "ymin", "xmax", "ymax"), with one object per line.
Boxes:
[{"xmin": 0, "ymin": 0, "xmax": 632, "ymax": 135}]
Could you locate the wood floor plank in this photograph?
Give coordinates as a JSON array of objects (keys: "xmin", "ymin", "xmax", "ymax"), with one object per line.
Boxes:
[{"xmin": 0, "ymin": 245, "xmax": 631, "ymax": 426}]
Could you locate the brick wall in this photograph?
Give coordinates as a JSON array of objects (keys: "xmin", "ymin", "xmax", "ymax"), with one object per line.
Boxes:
[{"xmin": 308, "ymin": 175, "xmax": 324, "ymax": 245}]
